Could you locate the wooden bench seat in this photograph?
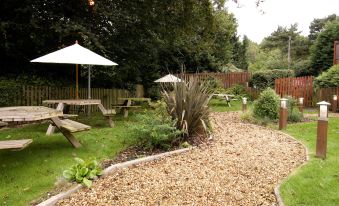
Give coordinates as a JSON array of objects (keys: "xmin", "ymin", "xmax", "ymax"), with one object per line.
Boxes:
[
  {"xmin": 0, "ymin": 121, "xmax": 8, "ymax": 128},
  {"xmin": 59, "ymin": 119, "xmax": 91, "ymax": 133},
  {"xmin": 61, "ymin": 114, "xmax": 78, "ymax": 119},
  {"xmin": 0, "ymin": 139, "xmax": 33, "ymax": 150}
]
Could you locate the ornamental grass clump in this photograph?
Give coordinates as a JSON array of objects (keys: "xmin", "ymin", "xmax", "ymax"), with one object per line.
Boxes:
[
  {"xmin": 163, "ymin": 77, "xmax": 211, "ymax": 142},
  {"xmin": 253, "ymin": 88, "xmax": 280, "ymax": 120}
]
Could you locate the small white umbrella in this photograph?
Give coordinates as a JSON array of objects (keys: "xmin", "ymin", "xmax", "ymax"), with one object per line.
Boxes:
[
  {"xmin": 154, "ymin": 74, "xmax": 183, "ymax": 83},
  {"xmin": 31, "ymin": 41, "xmax": 117, "ymax": 99}
]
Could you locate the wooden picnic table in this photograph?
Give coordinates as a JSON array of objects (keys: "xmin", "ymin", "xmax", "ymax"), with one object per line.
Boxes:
[
  {"xmin": 0, "ymin": 106, "xmax": 87, "ymax": 149},
  {"xmin": 114, "ymin": 97, "xmax": 151, "ymax": 118},
  {"xmin": 43, "ymin": 99, "xmax": 116, "ymax": 134},
  {"xmin": 210, "ymin": 93, "xmax": 236, "ymax": 107}
]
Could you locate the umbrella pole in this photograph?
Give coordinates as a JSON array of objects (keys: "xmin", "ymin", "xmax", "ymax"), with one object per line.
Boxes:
[
  {"xmin": 76, "ymin": 64, "xmax": 79, "ymax": 99},
  {"xmin": 88, "ymin": 66, "xmax": 91, "ymax": 116}
]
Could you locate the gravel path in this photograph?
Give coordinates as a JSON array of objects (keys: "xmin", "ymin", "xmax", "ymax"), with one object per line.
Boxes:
[{"xmin": 57, "ymin": 112, "xmax": 306, "ymax": 206}]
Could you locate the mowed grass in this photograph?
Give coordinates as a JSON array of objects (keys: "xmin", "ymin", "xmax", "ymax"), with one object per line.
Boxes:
[
  {"xmin": 208, "ymin": 98, "xmax": 250, "ymax": 112},
  {"xmin": 280, "ymin": 118, "xmax": 339, "ymax": 206},
  {"xmin": 0, "ymin": 112, "xmax": 139, "ymax": 206}
]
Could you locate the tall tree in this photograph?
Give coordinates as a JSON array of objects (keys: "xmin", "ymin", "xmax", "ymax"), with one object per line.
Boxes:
[{"xmin": 309, "ymin": 14, "xmax": 337, "ymax": 42}]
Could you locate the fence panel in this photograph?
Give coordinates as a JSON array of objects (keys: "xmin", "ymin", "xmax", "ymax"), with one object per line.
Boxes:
[
  {"xmin": 181, "ymin": 72, "xmax": 251, "ymax": 89},
  {"xmin": 316, "ymin": 87, "xmax": 339, "ymax": 110},
  {"xmin": 275, "ymin": 76, "xmax": 314, "ymax": 106},
  {"xmin": 15, "ymin": 85, "xmax": 142, "ymax": 112}
]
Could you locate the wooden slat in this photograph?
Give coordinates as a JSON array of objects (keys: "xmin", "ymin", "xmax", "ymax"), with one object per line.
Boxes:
[
  {"xmin": 60, "ymin": 119, "xmax": 91, "ymax": 133},
  {"xmin": 0, "ymin": 139, "xmax": 33, "ymax": 150}
]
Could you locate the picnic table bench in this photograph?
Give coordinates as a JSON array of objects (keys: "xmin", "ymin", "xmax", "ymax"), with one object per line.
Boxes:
[
  {"xmin": 0, "ymin": 106, "xmax": 86, "ymax": 149},
  {"xmin": 43, "ymin": 99, "xmax": 116, "ymax": 133},
  {"xmin": 113, "ymin": 97, "xmax": 151, "ymax": 118},
  {"xmin": 209, "ymin": 93, "xmax": 237, "ymax": 107}
]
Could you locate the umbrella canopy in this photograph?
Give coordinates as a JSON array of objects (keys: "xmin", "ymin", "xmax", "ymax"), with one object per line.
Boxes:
[
  {"xmin": 31, "ymin": 43, "xmax": 117, "ymax": 65},
  {"xmin": 30, "ymin": 42, "xmax": 117, "ymax": 99},
  {"xmin": 154, "ymin": 74, "xmax": 183, "ymax": 83}
]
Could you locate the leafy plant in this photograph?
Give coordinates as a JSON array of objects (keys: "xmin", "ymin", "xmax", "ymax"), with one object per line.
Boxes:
[
  {"xmin": 63, "ymin": 158, "xmax": 102, "ymax": 188},
  {"xmin": 163, "ymin": 77, "xmax": 211, "ymax": 141},
  {"xmin": 284, "ymin": 96, "xmax": 304, "ymax": 123},
  {"xmin": 314, "ymin": 64, "xmax": 339, "ymax": 88},
  {"xmin": 0, "ymin": 79, "xmax": 21, "ymax": 107},
  {"xmin": 249, "ymin": 69, "xmax": 294, "ymax": 90},
  {"xmin": 226, "ymin": 84, "xmax": 248, "ymax": 98},
  {"xmin": 129, "ymin": 101, "xmax": 182, "ymax": 150},
  {"xmin": 253, "ymin": 88, "xmax": 280, "ymax": 120}
]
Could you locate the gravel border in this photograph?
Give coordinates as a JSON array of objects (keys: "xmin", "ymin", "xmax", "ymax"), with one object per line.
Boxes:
[
  {"xmin": 36, "ymin": 147, "xmax": 193, "ymax": 206},
  {"xmin": 273, "ymin": 131, "xmax": 310, "ymax": 206}
]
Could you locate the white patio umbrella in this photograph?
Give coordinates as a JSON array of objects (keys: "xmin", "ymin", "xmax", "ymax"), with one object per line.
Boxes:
[
  {"xmin": 31, "ymin": 41, "xmax": 117, "ymax": 99},
  {"xmin": 154, "ymin": 74, "xmax": 183, "ymax": 83}
]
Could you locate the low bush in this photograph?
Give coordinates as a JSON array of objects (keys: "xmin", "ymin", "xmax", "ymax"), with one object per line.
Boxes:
[
  {"xmin": 205, "ymin": 76, "xmax": 226, "ymax": 93},
  {"xmin": 163, "ymin": 77, "xmax": 211, "ymax": 141},
  {"xmin": 63, "ymin": 158, "xmax": 102, "ymax": 188},
  {"xmin": 226, "ymin": 84, "xmax": 248, "ymax": 98},
  {"xmin": 129, "ymin": 101, "xmax": 182, "ymax": 150},
  {"xmin": 0, "ymin": 79, "xmax": 21, "ymax": 107},
  {"xmin": 249, "ymin": 69, "xmax": 294, "ymax": 90},
  {"xmin": 253, "ymin": 88, "xmax": 280, "ymax": 120},
  {"xmin": 285, "ymin": 96, "xmax": 303, "ymax": 122},
  {"xmin": 314, "ymin": 64, "xmax": 339, "ymax": 88}
]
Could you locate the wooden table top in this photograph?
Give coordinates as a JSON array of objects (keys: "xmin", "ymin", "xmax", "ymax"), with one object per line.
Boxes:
[
  {"xmin": 0, "ymin": 106, "xmax": 63, "ymax": 122},
  {"xmin": 43, "ymin": 99, "xmax": 101, "ymax": 105},
  {"xmin": 118, "ymin": 97, "xmax": 151, "ymax": 101}
]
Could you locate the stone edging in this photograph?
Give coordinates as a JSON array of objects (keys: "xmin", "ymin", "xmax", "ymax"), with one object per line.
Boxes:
[
  {"xmin": 37, "ymin": 147, "xmax": 194, "ymax": 206},
  {"xmin": 273, "ymin": 131, "xmax": 310, "ymax": 206}
]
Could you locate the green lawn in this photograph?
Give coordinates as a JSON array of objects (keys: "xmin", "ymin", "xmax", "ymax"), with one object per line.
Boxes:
[
  {"xmin": 280, "ymin": 118, "xmax": 339, "ymax": 206},
  {"xmin": 0, "ymin": 113, "xmax": 139, "ymax": 206},
  {"xmin": 208, "ymin": 98, "xmax": 250, "ymax": 112}
]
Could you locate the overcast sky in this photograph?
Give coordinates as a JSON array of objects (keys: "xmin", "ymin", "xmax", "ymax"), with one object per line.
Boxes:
[{"xmin": 226, "ymin": 0, "xmax": 339, "ymax": 43}]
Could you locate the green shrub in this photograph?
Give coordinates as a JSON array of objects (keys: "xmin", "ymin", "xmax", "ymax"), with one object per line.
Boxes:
[
  {"xmin": 63, "ymin": 158, "xmax": 102, "ymax": 188},
  {"xmin": 0, "ymin": 79, "xmax": 21, "ymax": 107},
  {"xmin": 253, "ymin": 88, "xmax": 280, "ymax": 120},
  {"xmin": 205, "ymin": 76, "xmax": 225, "ymax": 93},
  {"xmin": 226, "ymin": 84, "xmax": 248, "ymax": 97},
  {"xmin": 249, "ymin": 69, "xmax": 294, "ymax": 90},
  {"xmin": 314, "ymin": 64, "xmax": 339, "ymax": 88},
  {"xmin": 284, "ymin": 96, "xmax": 304, "ymax": 122},
  {"xmin": 129, "ymin": 102, "xmax": 182, "ymax": 150},
  {"xmin": 163, "ymin": 77, "xmax": 211, "ymax": 139}
]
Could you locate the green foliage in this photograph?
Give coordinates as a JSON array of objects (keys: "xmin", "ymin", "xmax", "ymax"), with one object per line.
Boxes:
[
  {"xmin": 250, "ymin": 69, "xmax": 294, "ymax": 90},
  {"xmin": 163, "ymin": 78, "xmax": 211, "ymax": 139},
  {"xmin": 63, "ymin": 158, "xmax": 102, "ymax": 188},
  {"xmin": 129, "ymin": 102, "xmax": 182, "ymax": 150},
  {"xmin": 205, "ymin": 77, "xmax": 226, "ymax": 93},
  {"xmin": 232, "ymin": 35, "xmax": 249, "ymax": 70},
  {"xmin": 180, "ymin": 141, "xmax": 191, "ymax": 148},
  {"xmin": 284, "ymin": 96, "xmax": 303, "ymax": 122},
  {"xmin": 310, "ymin": 20, "xmax": 339, "ymax": 75},
  {"xmin": 314, "ymin": 64, "xmax": 339, "ymax": 88},
  {"xmin": 309, "ymin": 14, "xmax": 338, "ymax": 42},
  {"xmin": 0, "ymin": 79, "xmax": 20, "ymax": 106},
  {"xmin": 226, "ymin": 84, "xmax": 248, "ymax": 98},
  {"xmin": 253, "ymin": 88, "xmax": 280, "ymax": 120},
  {"xmin": 248, "ymin": 49, "xmax": 288, "ymax": 72}
]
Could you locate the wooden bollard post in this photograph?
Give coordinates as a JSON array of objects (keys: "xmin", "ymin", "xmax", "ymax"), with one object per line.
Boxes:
[
  {"xmin": 279, "ymin": 98, "xmax": 288, "ymax": 130},
  {"xmin": 316, "ymin": 101, "xmax": 331, "ymax": 159},
  {"xmin": 332, "ymin": 95, "xmax": 337, "ymax": 113},
  {"xmin": 242, "ymin": 97, "xmax": 247, "ymax": 112}
]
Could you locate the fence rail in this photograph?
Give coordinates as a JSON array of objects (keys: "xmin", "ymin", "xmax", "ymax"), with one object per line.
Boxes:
[
  {"xmin": 13, "ymin": 85, "xmax": 143, "ymax": 112},
  {"xmin": 181, "ymin": 72, "xmax": 251, "ymax": 89},
  {"xmin": 275, "ymin": 76, "xmax": 314, "ymax": 106},
  {"xmin": 316, "ymin": 87, "xmax": 339, "ymax": 110}
]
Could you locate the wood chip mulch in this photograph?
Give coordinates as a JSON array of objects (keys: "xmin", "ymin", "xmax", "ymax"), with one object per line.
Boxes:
[{"xmin": 57, "ymin": 112, "xmax": 307, "ymax": 206}]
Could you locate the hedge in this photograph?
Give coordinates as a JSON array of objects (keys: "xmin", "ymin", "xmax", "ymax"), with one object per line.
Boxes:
[
  {"xmin": 249, "ymin": 69, "xmax": 294, "ymax": 90},
  {"xmin": 314, "ymin": 64, "xmax": 339, "ymax": 88}
]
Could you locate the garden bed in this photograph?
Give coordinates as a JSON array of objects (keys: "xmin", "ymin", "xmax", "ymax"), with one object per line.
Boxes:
[{"xmin": 57, "ymin": 112, "xmax": 307, "ymax": 205}]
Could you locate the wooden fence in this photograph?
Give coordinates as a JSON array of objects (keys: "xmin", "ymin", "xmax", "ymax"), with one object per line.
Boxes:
[
  {"xmin": 316, "ymin": 87, "xmax": 339, "ymax": 110},
  {"xmin": 14, "ymin": 85, "xmax": 144, "ymax": 112},
  {"xmin": 275, "ymin": 76, "xmax": 314, "ymax": 106},
  {"xmin": 181, "ymin": 72, "xmax": 251, "ymax": 89}
]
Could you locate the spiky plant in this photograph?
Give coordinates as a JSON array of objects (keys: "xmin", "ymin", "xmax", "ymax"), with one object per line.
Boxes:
[{"xmin": 162, "ymin": 77, "xmax": 211, "ymax": 142}]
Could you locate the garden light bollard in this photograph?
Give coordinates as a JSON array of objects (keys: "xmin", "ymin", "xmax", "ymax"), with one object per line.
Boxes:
[
  {"xmin": 332, "ymin": 95, "xmax": 338, "ymax": 113},
  {"xmin": 242, "ymin": 97, "xmax": 247, "ymax": 112},
  {"xmin": 279, "ymin": 98, "xmax": 288, "ymax": 130},
  {"xmin": 316, "ymin": 101, "xmax": 331, "ymax": 159},
  {"xmin": 298, "ymin": 97, "xmax": 304, "ymax": 114}
]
